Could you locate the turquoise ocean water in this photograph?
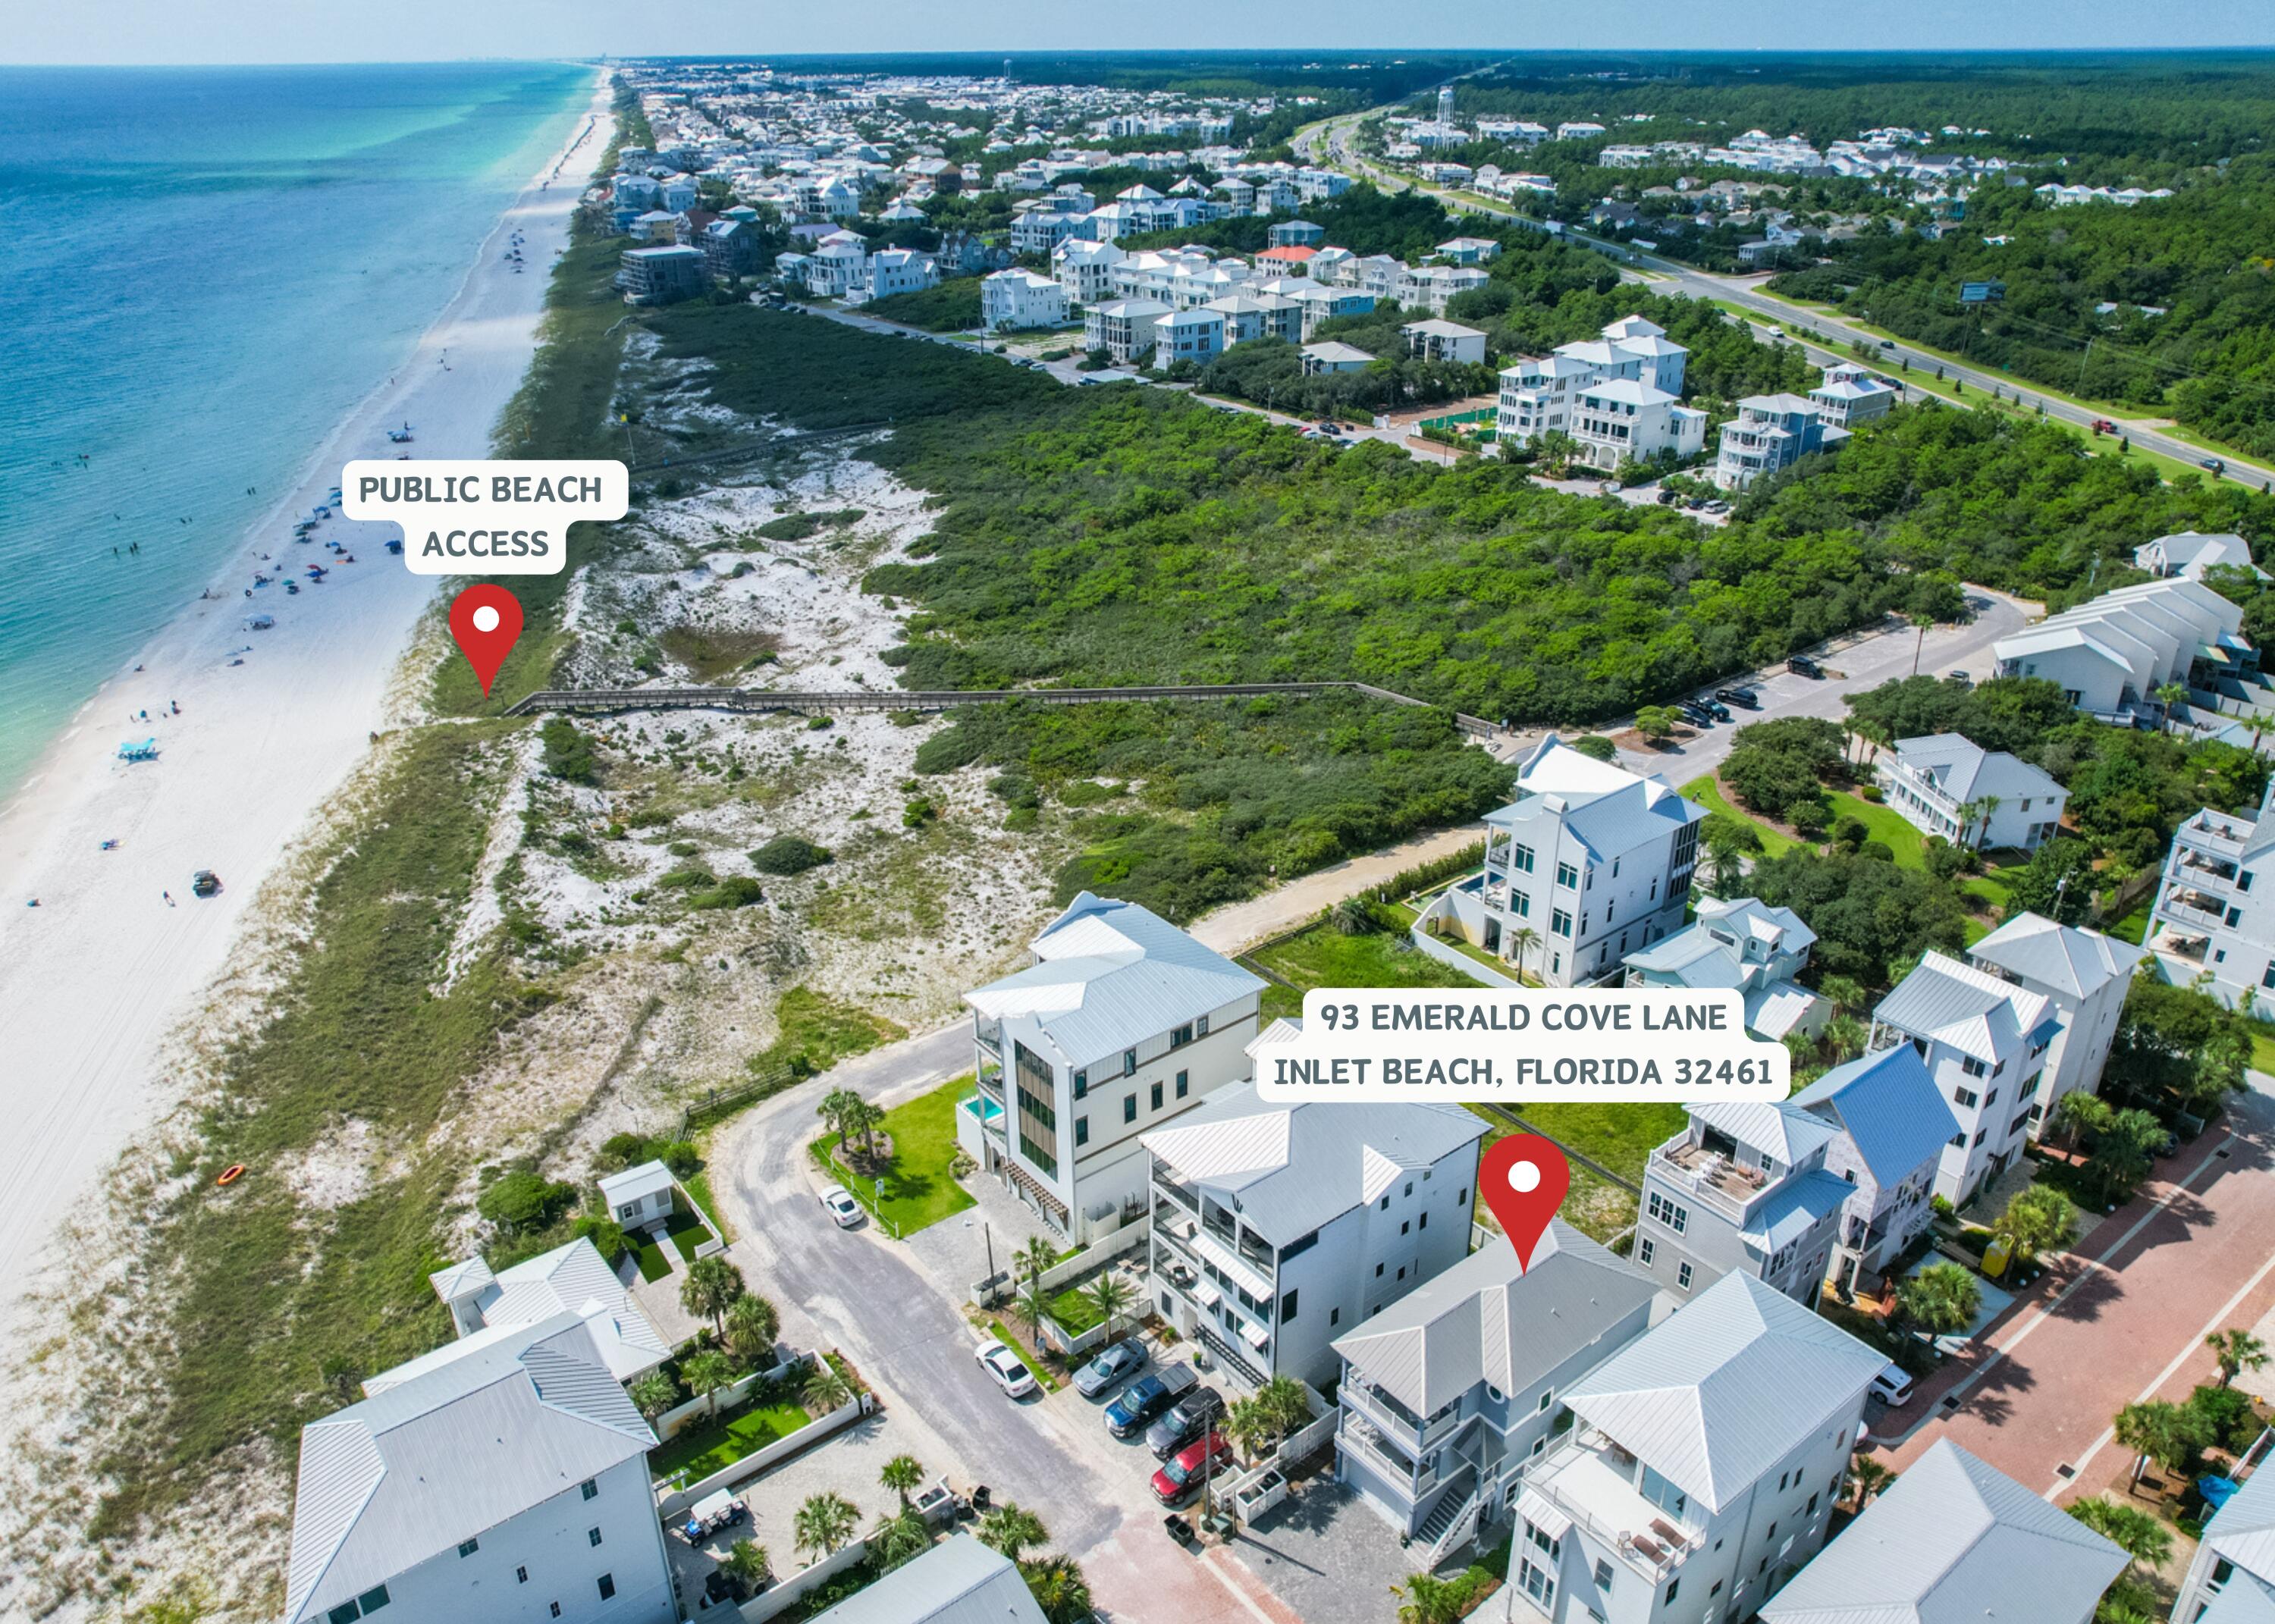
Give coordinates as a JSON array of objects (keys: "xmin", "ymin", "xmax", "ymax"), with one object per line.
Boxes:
[{"xmin": 0, "ymin": 62, "xmax": 590, "ymax": 799}]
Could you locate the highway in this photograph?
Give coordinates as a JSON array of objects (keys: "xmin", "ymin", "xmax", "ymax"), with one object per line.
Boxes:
[{"xmin": 1296, "ymin": 112, "xmax": 2275, "ymax": 490}]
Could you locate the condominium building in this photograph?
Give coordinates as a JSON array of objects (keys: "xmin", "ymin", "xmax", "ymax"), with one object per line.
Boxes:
[
  {"xmin": 1009, "ymin": 208, "xmax": 1087, "ymax": 257},
  {"xmin": 1621, "ymin": 895, "xmax": 1828, "ymax": 1042},
  {"xmin": 1497, "ymin": 318, "xmax": 1690, "ymax": 452},
  {"xmin": 284, "ymin": 1314, "xmax": 673, "ymax": 1624},
  {"xmin": 1151, "ymin": 306, "xmax": 1225, "ymax": 367},
  {"xmin": 1712, "ymin": 393, "xmax": 1831, "ymax": 491},
  {"xmin": 1875, "ymin": 732, "xmax": 2068, "ymax": 851},
  {"xmin": 2145, "ymin": 781, "xmax": 2275, "ymax": 1010},
  {"xmin": 1398, "ymin": 263, "xmax": 1492, "ymax": 315},
  {"xmin": 1567, "ymin": 378, "xmax": 1707, "ymax": 472},
  {"xmin": 2172, "ymin": 1453, "xmax": 2275, "ymax": 1622},
  {"xmin": 959, "ymin": 892, "xmax": 1264, "ymax": 1242},
  {"xmin": 1509, "ymin": 1273, "xmax": 1885, "ymax": 1623},
  {"xmin": 1084, "ymin": 297, "xmax": 1173, "ymax": 365},
  {"xmin": 980, "ymin": 268, "xmax": 1069, "ymax": 331},
  {"xmin": 1967, "ymin": 912, "xmax": 2144, "ymax": 1135},
  {"xmin": 1761, "ymin": 1441, "xmax": 2125, "ymax": 1624},
  {"xmin": 1144, "ymin": 1069, "xmax": 1484, "ymax": 1388},
  {"xmin": 1790, "ymin": 1045, "xmax": 1958, "ymax": 1294},
  {"xmin": 1635, "ymin": 1100, "xmax": 1850, "ymax": 1306},
  {"xmin": 617, "ymin": 245, "xmax": 708, "ymax": 306},
  {"xmin": 1417, "ymin": 736, "xmax": 1705, "ymax": 987},
  {"xmin": 1301, "ymin": 340, "xmax": 1374, "ymax": 375},
  {"xmin": 1053, "ymin": 237, "xmax": 1126, "ymax": 308},
  {"xmin": 1333, "ymin": 1221, "xmax": 1658, "ymax": 1566},
  {"xmin": 1870, "ymin": 951, "xmax": 2063, "ymax": 1206},
  {"xmin": 1991, "ymin": 577, "xmax": 2248, "ymax": 721},
  {"xmin": 1286, "ymin": 281, "xmax": 1376, "ymax": 338}
]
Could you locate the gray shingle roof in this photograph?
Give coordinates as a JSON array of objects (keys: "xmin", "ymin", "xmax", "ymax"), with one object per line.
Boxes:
[
  {"xmin": 965, "ymin": 892, "xmax": 1263, "ymax": 1069},
  {"xmin": 1561, "ymin": 1272, "xmax": 1886, "ymax": 1513},
  {"xmin": 1793, "ymin": 1045, "xmax": 1961, "ymax": 1188},
  {"xmin": 1141, "ymin": 1081, "xmax": 1484, "ymax": 1244},
  {"xmin": 285, "ymin": 1313, "xmax": 654, "ymax": 1623},
  {"xmin": 808, "ymin": 1533, "xmax": 1048, "ymax": 1624},
  {"xmin": 1759, "ymin": 1439, "xmax": 2125, "ymax": 1624},
  {"xmin": 1330, "ymin": 1219, "xmax": 1657, "ymax": 1416}
]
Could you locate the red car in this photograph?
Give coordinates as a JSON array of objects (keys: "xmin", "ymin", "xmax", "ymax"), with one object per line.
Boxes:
[{"xmin": 1150, "ymin": 1432, "xmax": 1235, "ymax": 1506}]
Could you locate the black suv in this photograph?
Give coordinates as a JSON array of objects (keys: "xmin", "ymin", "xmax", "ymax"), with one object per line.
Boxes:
[
  {"xmin": 1715, "ymin": 686, "xmax": 1760, "ymax": 709},
  {"xmin": 1787, "ymin": 656, "xmax": 1824, "ymax": 679},
  {"xmin": 1146, "ymin": 1387, "xmax": 1228, "ymax": 1459}
]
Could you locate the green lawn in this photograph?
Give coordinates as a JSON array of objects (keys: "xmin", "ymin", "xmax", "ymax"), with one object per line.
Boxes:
[
  {"xmin": 817, "ymin": 1075, "xmax": 976, "ymax": 1237},
  {"xmin": 632, "ymin": 1237, "xmax": 673, "ymax": 1284},
  {"xmin": 2106, "ymin": 903, "xmax": 2151, "ymax": 946},
  {"xmin": 1680, "ymin": 776, "xmax": 1802, "ymax": 858},
  {"xmin": 1510, "ymin": 1101, "xmax": 1687, "ymax": 1185},
  {"xmin": 1466, "ymin": 1105, "xmax": 1637, "ymax": 1245},
  {"xmin": 1247, "ymin": 917, "xmax": 1479, "ymax": 1020},
  {"xmin": 667, "ymin": 1209, "xmax": 711, "ymax": 1262},
  {"xmin": 1047, "ymin": 1282, "xmax": 1106, "ymax": 1336},
  {"xmin": 1825, "ymin": 792, "xmax": 1926, "ymax": 867},
  {"xmin": 2251, "ymin": 1030, "xmax": 2275, "ymax": 1077},
  {"xmin": 650, "ymin": 1399, "xmax": 813, "ymax": 1483}
]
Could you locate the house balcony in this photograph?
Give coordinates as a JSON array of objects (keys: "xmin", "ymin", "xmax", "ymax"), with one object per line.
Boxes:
[
  {"xmin": 1341, "ymin": 1372, "xmax": 1466, "ymax": 1455},
  {"xmin": 2159, "ymin": 888, "xmax": 2229, "ymax": 935},
  {"xmin": 1338, "ymin": 1412, "xmax": 1446, "ymax": 1501},
  {"xmin": 2178, "ymin": 813, "xmax": 2255, "ymax": 858},
  {"xmin": 1526, "ymin": 1430, "xmax": 1702, "ymax": 1583},
  {"xmin": 974, "ymin": 1021, "xmax": 1005, "ymax": 1059},
  {"xmin": 2176, "ymin": 848, "xmax": 2241, "ymax": 886},
  {"xmin": 1646, "ymin": 1134, "xmax": 1766, "ymax": 1224}
]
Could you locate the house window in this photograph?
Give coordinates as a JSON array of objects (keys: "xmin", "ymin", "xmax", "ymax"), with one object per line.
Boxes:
[
  {"xmin": 581, "ymin": 1479, "xmax": 598, "ymax": 1500},
  {"xmin": 1953, "ymin": 1086, "xmax": 1978, "ymax": 1108},
  {"xmin": 1519, "ymin": 1560, "xmax": 1557, "ymax": 1608},
  {"xmin": 1511, "ymin": 891, "xmax": 1531, "ymax": 919},
  {"xmin": 1124, "ymin": 1048, "xmax": 1138, "ymax": 1076},
  {"xmin": 1074, "ymin": 1070, "xmax": 1088, "ymax": 1099},
  {"xmin": 1151, "ymin": 1081, "xmax": 1164, "ymax": 1111},
  {"xmin": 1329, "ymin": 1307, "xmax": 1339, "ymax": 1326},
  {"xmin": 1638, "ymin": 1237, "xmax": 1655, "ymax": 1265},
  {"xmin": 1197, "ymin": 1014, "xmax": 1210, "ymax": 1037},
  {"xmin": 1646, "ymin": 1192, "xmax": 1689, "ymax": 1234},
  {"xmin": 1556, "ymin": 861, "xmax": 1580, "ymax": 889},
  {"xmin": 1665, "ymin": 1579, "xmax": 1680, "ymax": 1604},
  {"xmin": 1176, "ymin": 1070, "xmax": 1189, "ymax": 1099},
  {"xmin": 1594, "ymin": 1559, "xmax": 1614, "ymax": 1591},
  {"xmin": 1282, "ymin": 1290, "xmax": 1298, "ymax": 1320},
  {"xmin": 1172, "ymin": 1022, "xmax": 1194, "ymax": 1048},
  {"xmin": 1376, "ymin": 1262, "xmax": 1385, "ymax": 1277},
  {"xmin": 1961, "ymin": 1056, "xmax": 1986, "ymax": 1077},
  {"xmin": 551, "ymin": 1607, "xmax": 562, "ymax": 1620},
  {"xmin": 1539, "ymin": 1388, "xmax": 1555, "ymax": 1412},
  {"xmin": 1419, "ymin": 1212, "xmax": 1428, "ymax": 1230},
  {"xmin": 588, "ymin": 1528, "xmax": 603, "ymax": 1547},
  {"xmin": 1677, "ymin": 1262, "xmax": 1693, "ymax": 1290},
  {"xmin": 598, "ymin": 1575, "xmax": 616, "ymax": 1602},
  {"xmin": 1511, "ymin": 842, "xmax": 1536, "ymax": 873},
  {"xmin": 1552, "ymin": 909, "xmax": 1574, "ymax": 937},
  {"xmin": 1124, "ymin": 1096, "xmax": 1138, "ymax": 1124},
  {"xmin": 517, "ymin": 1568, "xmax": 529, "ymax": 1585},
  {"xmin": 1075, "ymin": 1118, "xmax": 1090, "ymax": 1146},
  {"xmin": 458, "ymin": 1538, "xmax": 479, "ymax": 1557}
]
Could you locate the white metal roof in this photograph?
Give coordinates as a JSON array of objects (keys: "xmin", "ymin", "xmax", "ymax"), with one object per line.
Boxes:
[
  {"xmin": 965, "ymin": 892, "xmax": 1263, "ymax": 1069},
  {"xmin": 396, "ymin": 1237, "xmax": 668, "ymax": 1389},
  {"xmin": 285, "ymin": 1313, "xmax": 654, "ymax": 1623},
  {"xmin": 1759, "ymin": 1439, "xmax": 2125, "ymax": 1624},
  {"xmin": 1332, "ymin": 1220, "xmax": 1657, "ymax": 1416},
  {"xmin": 1688, "ymin": 1099, "xmax": 1838, "ymax": 1168},
  {"xmin": 1968, "ymin": 912, "xmax": 2144, "ymax": 1001},
  {"xmin": 2204, "ymin": 1458, "xmax": 2275, "ymax": 1591},
  {"xmin": 597, "ymin": 1158, "xmax": 675, "ymax": 1205},
  {"xmin": 1142, "ymin": 1080, "xmax": 1485, "ymax": 1244},
  {"xmin": 807, "ymin": 1532, "xmax": 1048, "ymax": 1624},
  {"xmin": 1874, "ymin": 951, "xmax": 2060, "ymax": 1064},
  {"xmin": 1888, "ymin": 735, "xmax": 2064, "ymax": 805},
  {"xmin": 1561, "ymin": 1272, "xmax": 1887, "ymax": 1513}
]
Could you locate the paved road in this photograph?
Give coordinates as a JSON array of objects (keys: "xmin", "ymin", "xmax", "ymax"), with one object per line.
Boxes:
[
  {"xmin": 1298, "ymin": 115, "xmax": 2275, "ymax": 490},
  {"xmin": 1878, "ymin": 1072, "xmax": 2275, "ymax": 1503},
  {"xmin": 709, "ymin": 1042, "xmax": 1306, "ymax": 1624}
]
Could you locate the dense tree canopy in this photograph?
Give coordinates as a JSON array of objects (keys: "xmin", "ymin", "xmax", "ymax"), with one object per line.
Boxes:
[{"xmin": 1746, "ymin": 848, "xmax": 1971, "ymax": 987}]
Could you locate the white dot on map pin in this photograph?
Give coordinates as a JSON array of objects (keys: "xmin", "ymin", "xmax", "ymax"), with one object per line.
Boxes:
[
  {"xmin": 472, "ymin": 605, "xmax": 501, "ymax": 633},
  {"xmin": 1510, "ymin": 1160, "xmax": 1542, "ymax": 1194}
]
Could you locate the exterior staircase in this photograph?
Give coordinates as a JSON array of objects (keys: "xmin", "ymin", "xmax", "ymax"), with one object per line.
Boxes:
[{"xmin": 1414, "ymin": 1468, "xmax": 1482, "ymax": 1567}]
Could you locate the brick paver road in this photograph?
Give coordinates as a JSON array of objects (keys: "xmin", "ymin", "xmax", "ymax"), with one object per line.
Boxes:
[{"xmin": 1878, "ymin": 1071, "xmax": 2275, "ymax": 1501}]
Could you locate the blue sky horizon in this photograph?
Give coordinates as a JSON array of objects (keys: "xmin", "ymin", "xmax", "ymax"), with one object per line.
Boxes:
[{"xmin": 8, "ymin": 3, "xmax": 2272, "ymax": 64}]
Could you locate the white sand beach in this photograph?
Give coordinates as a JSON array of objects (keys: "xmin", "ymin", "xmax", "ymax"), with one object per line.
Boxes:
[{"xmin": 0, "ymin": 74, "xmax": 613, "ymax": 1339}]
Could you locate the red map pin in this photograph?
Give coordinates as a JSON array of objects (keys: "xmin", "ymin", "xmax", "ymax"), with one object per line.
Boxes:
[
  {"xmin": 448, "ymin": 583, "xmax": 524, "ymax": 696},
  {"xmin": 1480, "ymin": 1134, "xmax": 1572, "ymax": 1272}
]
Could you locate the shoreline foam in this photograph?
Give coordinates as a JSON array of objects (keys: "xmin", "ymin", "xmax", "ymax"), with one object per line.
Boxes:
[{"xmin": 0, "ymin": 71, "xmax": 613, "ymax": 1325}]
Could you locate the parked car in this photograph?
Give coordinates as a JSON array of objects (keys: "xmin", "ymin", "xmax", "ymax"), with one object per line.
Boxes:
[
  {"xmin": 191, "ymin": 870, "xmax": 222, "ymax": 898},
  {"xmin": 1677, "ymin": 701, "xmax": 1715, "ymax": 728},
  {"xmin": 1946, "ymin": 669, "xmax": 1972, "ymax": 685},
  {"xmin": 819, "ymin": 1185, "xmax": 864, "ymax": 1227},
  {"xmin": 1787, "ymin": 655, "xmax": 1824, "ymax": 679},
  {"xmin": 1146, "ymin": 1387, "xmax": 1227, "ymax": 1459},
  {"xmin": 1715, "ymin": 686, "xmax": 1760, "ymax": 709},
  {"xmin": 1869, "ymin": 1363, "xmax": 1916, "ymax": 1407},
  {"xmin": 976, "ymin": 1340, "xmax": 1037, "ymax": 1400},
  {"xmin": 1151, "ymin": 1432, "xmax": 1237, "ymax": 1506},
  {"xmin": 1074, "ymin": 1337, "xmax": 1150, "ymax": 1399},
  {"xmin": 1693, "ymin": 696, "xmax": 1732, "ymax": 722},
  {"xmin": 1105, "ymin": 1365, "xmax": 1197, "ymax": 1437}
]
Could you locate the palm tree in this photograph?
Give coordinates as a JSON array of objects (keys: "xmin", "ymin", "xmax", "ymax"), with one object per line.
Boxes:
[
  {"xmin": 976, "ymin": 1502, "xmax": 1049, "ymax": 1563},
  {"xmin": 720, "ymin": 1541, "xmax": 772, "ymax": 1588},
  {"xmin": 2089, "ymin": 1108, "xmax": 2167, "ymax": 1205},
  {"xmin": 1256, "ymin": 1375, "xmax": 1311, "ymax": 1439},
  {"xmin": 2051, "ymin": 1091, "xmax": 2112, "ymax": 1153},
  {"xmin": 869, "ymin": 1508, "xmax": 931, "ymax": 1572},
  {"xmin": 1822, "ymin": 1013, "xmax": 1867, "ymax": 1062},
  {"xmin": 2208, "ymin": 1328, "xmax": 2270, "ymax": 1388},
  {"xmin": 1973, "ymin": 793, "xmax": 2002, "ymax": 848},
  {"xmin": 682, "ymin": 1349, "xmax": 739, "ymax": 1421},
  {"xmin": 1991, "ymin": 1184, "xmax": 2078, "ymax": 1266},
  {"xmin": 1225, "ymin": 1395, "xmax": 1275, "ymax": 1462},
  {"xmin": 846, "ymin": 1096, "xmax": 885, "ymax": 1161},
  {"xmin": 2113, "ymin": 1399, "xmax": 2211, "ymax": 1489},
  {"xmin": 1846, "ymin": 1456, "xmax": 1894, "ymax": 1509},
  {"xmin": 629, "ymin": 1369, "xmax": 678, "ymax": 1422},
  {"xmin": 817, "ymin": 1086, "xmax": 862, "ymax": 1152},
  {"xmin": 1508, "ymin": 924, "xmax": 1541, "ymax": 983},
  {"xmin": 1015, "ymin": 1235, "xmax": 1057, "ymax": 1292},
  {"xmin": 679, "ymin": 1254, "xmax": 745, "ymax": 1338},
  {"xmin": 880, "ymin": 1453, "xmax": 926, "ymax": 1508},
  {"xmin": 2068, "ymin": 1497, "xmax": 2174, "ymax": 1569},
  {"xmin": 1818, "ymin": 974, "xmax": 1869, "ymax": 1018},
  {"xmin": 723, "ymin": 1293, "xmax": 781, "ymax": 1368},
  {"xmin": 793, "ymin": 1492, "xmax": 858, "ymax": 1563},
  {"xmin": 1018, "ymin": 1280, "xmax": 1050, "ymax": 1340},
  {"xmin": 1389, "ymin": 1572, "xmax": 1464, "ymax": 1624},
  {"xmin": 803, "ymin": 1361, "xmax": 854, "ymax": 1413},
  {"xmin": 1020, "ymin": 1555, "xmax": 1094, "ymax": 1624},
  {"xmin": 1897, "ymin": 1261, "xmax": 1982, "ymax": 1337},
  {"xmin": 1086, "ymin": 1272, "xmax": 1133, "ymax": 1341}
]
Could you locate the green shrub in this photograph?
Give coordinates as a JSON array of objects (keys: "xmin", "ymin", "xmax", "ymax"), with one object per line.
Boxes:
[
  {"xmin": 691, "ymin": 876, "xmax": 766, "ymax": 909},
  {"xmin": 748, "ymin": 836, "xmax": 835, "ymax": 875},
  {"xmin": 479, "ymin": 1170, "xmax": 577, "ymax": 1233},
  {"xmin": 540, "ymin": 719, "xmax": 598, "ymax": 783},
  {"xmin": 658, "ymin": 866, "xmax": 716, "ymax": 889}
]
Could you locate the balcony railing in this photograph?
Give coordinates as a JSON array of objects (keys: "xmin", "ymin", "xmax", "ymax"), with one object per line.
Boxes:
[
  {"xmin": 2179, "ymin": 814, "xmax": 2254, "ymax": 857},
  {"xmin": 1527, "ymin": 1433, "xmax": 1700, "ymax": 1582},
  {"xmin": 1338, "ymin": 1414, "xmax": 1442, "ymax": 1498},
  {"xmin": 1646, "ymin": 1140, "xmax": 1765, "ymax": 1224},
  {"xmin": 2159, "ymin": 891, "xmax": 2228, "ymax": 933}
]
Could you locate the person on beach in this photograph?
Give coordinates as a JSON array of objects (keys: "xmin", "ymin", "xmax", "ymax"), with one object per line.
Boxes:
[{"xmin": 162, "ymin": 891, "xmax": 173, "ymax": 906}]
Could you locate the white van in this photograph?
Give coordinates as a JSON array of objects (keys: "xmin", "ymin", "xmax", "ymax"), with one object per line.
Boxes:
[{"xmin": 1869, "ymin": 1363, "xmax": 1915, "ymax": 1406}]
